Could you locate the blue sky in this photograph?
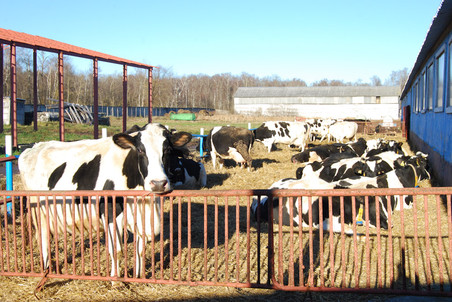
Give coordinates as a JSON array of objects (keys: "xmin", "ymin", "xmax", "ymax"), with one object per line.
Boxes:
[{"xmin": 1, "ymin": 0, "xmax": 443, "ymax": 85}]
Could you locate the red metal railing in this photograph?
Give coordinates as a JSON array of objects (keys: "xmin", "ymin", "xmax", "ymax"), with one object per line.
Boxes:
[{"xmin": 0, "ymin": 188, "xmax": 451, "ymax": 297}]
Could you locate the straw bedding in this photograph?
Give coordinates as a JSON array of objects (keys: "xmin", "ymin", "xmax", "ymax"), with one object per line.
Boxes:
[{"xmin": 0, "ymin": 125, "xmax": 444, "ymax": 301}]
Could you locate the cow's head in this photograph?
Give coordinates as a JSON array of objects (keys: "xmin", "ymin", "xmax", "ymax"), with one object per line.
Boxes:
[{"xmin": 113, "ymin": 124, "xmax": 192, "ymax": 193}]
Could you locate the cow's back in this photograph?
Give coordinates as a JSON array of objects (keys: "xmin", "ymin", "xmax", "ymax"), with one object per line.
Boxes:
[{"xmin": 19, "ymin": 138, "xmax": 124, "ymax": 191}]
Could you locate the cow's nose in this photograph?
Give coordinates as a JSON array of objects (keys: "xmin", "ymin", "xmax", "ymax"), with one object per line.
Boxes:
[{"xmin": 150, "ymin": 179, "xmax": 168, "ymax": 192}]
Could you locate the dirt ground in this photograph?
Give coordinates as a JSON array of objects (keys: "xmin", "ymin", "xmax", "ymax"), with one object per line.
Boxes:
[{"xmin": 0, "ymin": 119, "xmax": 445, "ymax": 302}]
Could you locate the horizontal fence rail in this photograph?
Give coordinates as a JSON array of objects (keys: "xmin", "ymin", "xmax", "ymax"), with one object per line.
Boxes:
[{"xmin": 0, "ymin": 188, "xmax": 451, "ymax": 297}]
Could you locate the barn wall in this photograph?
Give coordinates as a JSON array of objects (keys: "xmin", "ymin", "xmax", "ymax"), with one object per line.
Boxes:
[
  {"xmin": 235, "ymin": 99, "xmax": 399, "ymax": 120},
  {"xmin": 399, "ymin": 1, "xmax": 452, "ymax": 187},
  {"xmin": 234, "ymin": 96, "xmax": 399, "ymax": 120}
]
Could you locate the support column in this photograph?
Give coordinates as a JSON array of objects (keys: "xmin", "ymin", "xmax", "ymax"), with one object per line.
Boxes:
[
  {"xmin": 58, "ymin": 51, "xmax": 65, "ymax": 141},
  {"xmin": 10, "ymin": 43, "xmax": 17, "ymax": 147},
  {"xmin": 0, "ymin": 43, "xmax": 3, "ymax": 133},
  {"xmin": 93, "ymin": 58, "xmax": 99, "ymax": 138},
  {"xmin": 122, "ymin": 64, "xmax": 127, "ymax": 132},
  {"xmin": 148, "ymin": 67, "xmax": 153, "ymax": 123},
  {"xmin": 33, "ymin": 48, "xmax": 38, "ymax": 131}
]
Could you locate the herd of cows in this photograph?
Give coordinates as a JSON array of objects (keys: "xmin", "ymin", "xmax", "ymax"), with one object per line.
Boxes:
[{"xmin": 16, "ymin": 119, "xmax": 430, "ymax": 277}]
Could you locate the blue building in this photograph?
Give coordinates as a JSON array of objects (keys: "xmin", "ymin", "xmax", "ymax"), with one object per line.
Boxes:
[{"xmin": 400, "ymin": 0, "xmax": 452, "ymax": 187}]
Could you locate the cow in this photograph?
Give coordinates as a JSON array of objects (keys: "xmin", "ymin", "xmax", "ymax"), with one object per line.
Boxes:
[
  {"xmin": 291, "ymin": 137, "xmax": 367, "ymax": 164},
  {"xmin": 18, "ymin": 123, "xmax": 192, "ymax": 278},
  {"xmin": 327, "ymin": 121, "xmax": 358, "ymax": 143},
  {"xmin": 252, "ymin": 156, "xmax": 430, "ymax": 233},
  {"xmin": 254, "ymin": 121, "xmax": 311, "ymax": 152},
  {"xmin": 251, "ymin": 177, "xmax": 389, "ymax": 233},
  {"xmin": 306, "ymin": 118, "xmax": 336, "ymax": 142},
  {"xmin": 364, "ymin": 139, "xmax": 405, "ymax": 157},
  {"xmin": 205, "ymin": 126, "xmax": 254, "ymax": 170},
  {"xmin": 168, "ymin": 157, "xmax": 207, "ymax": 188},
  {"xmin": 296, "ymin": 153, "xmax": 388, "ymax": 183}
]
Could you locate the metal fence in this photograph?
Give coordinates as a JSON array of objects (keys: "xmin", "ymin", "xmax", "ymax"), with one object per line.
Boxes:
[{"xmin": 0, "ymin": 187, "xmax": 451, "ymax": 297}]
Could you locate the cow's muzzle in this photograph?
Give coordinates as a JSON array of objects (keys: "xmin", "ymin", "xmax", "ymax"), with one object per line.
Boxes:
[{"xmin": 150, "ymin": 179, "xmax": 169, "ymax": 192}]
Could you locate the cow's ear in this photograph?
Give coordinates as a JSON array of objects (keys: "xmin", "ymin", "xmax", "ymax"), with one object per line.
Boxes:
[
  {"xmin": 171, "ymin": 132, "xmax": 192, "ymax": 147},
  {"xmin": 125, "ymin": 125, "xmax": 142, "ymax": 134},
  {"xmin": 113, "ymin": 133, "xmax": 135, "ymax": 149}
]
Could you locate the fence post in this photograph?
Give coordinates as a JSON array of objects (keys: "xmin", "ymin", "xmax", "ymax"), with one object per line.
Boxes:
[
  {"xmin": 200, "ymin": 128, "xmax": 204, "ymax": 157},
  {"xmin": 102, "ymin": 128, "xmax": 107, "ymax": 138},
  {"xmin": 5, "ymin": 135, "xmax": 12, "ymax": 215}
]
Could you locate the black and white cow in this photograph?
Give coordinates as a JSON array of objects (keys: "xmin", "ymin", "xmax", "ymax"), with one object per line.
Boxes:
[
  {"xmin": 205, "ymin": 126, "xmax": 254, "ymax": 170},
  {"xmin": 306, "ymin": 118, "xmax": 336, "ymax": 142},
  {"xmin": 291, "ymin": 137, "xmax": 367, "ymax": 164},
  {"xmin": 296, "ymin": 152, "xmax": 390, "ymax": 183},
  {"xmin": 18, "ymin": 123, "xmax": 192, "ymax": 278},
  {"xmin": 254, "ymin": 121, "xmax": 311, "ymax": 152},
  {"xmin": 251, "ymin": 177, "xmax": 389, "ymax": 233},
  {"xmin": 168, "ymin": 157, "xmax": 207, "ymax": 188},
  {"xmin": 252, "ymin": 157, "xmax": 430, "ymax": 233}
]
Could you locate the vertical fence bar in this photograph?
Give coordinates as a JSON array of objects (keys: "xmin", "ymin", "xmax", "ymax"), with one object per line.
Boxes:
[
  {"xmin": 399, "ymin": 194, "xmax": 407, "ymax": 290},
  {"xmin": 435, "ymin": 194, "xmax": 445, "ymax": 291},
  {"xmin": 288, "ymin": 196, "xmax": 294, "ymax": 286},
  {"xmin": 424, "ymin": 195, "xmax": 432, "ymax": 290},
  {"xmin": 5, "ymin": 135, "xmax": 12, "ymax": 215},
  {"xmin": 224, "ymin": 196, "xmax": 230, "ymax": 283}
]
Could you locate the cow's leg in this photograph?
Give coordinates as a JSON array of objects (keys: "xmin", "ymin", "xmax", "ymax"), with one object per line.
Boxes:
[
  {"xmin": 135, "ymin": 235, "xmax": 146, "ymax": 278},
  {"xmin": 211, "ymin": 151, "xmax": 217, "ymax": 169},
  {"xmin": 31, "ymin": 198, "xmax": 51, "ymax": 272},
  {"xmin": 103, "ymin": 215, "xmax": 123, "ymax": 278}
]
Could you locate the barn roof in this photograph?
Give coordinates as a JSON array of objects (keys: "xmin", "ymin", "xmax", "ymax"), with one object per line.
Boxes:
[
  {"xmin": 0, "ymin": 28, "xmax": 155, "ymax": 69},
  {"xmin": 234, "ymin": 86, "xmax": 401, "ymax": 98},
  {"xmin": 401, "ymin": 0, "xmax": 452, "ymax": 99}
]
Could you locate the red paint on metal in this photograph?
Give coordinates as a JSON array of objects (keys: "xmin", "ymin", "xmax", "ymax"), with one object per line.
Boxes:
[
  {"xmin": 10, "ymin": 43, "xmax": 17, "ymax": 146},
  {"xmin": 1, "ymin": 188, "xmax": 452, "ymax": 297},
  {"xmin": 58, "ymin": 52, "xmax": 65, "ymax": 141}
]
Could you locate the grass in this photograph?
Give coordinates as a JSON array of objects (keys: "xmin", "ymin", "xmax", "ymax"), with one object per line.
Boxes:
[{"xmin": 0, "ymin": 115, "xmax": 268, "ymax": 151}]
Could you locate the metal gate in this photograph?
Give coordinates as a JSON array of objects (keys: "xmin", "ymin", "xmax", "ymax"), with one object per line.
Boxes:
[{"xmin": 0, "ymin": 187, "xmax": 451, "ymax": 297}]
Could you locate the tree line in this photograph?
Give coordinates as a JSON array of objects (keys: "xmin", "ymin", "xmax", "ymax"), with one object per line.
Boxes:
[{"xmin": 2, "ymin": 48, "xmax": 409, "ymax": 111}]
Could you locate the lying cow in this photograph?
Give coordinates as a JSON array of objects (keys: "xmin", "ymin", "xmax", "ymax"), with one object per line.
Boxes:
[
  {"xmin": 19, "ymin": 123, "xmax": 192, "ymax": 278},
  {"xmin": 254, "ymin": 121, "xmax": 310, "ymax": 152},
  {"xmin": 205, "ymin": 126, "xmax": 254, "ymax": 170},
  {"xmin": 252, "ymin": 157, "xmax": 430, "ymax": 233},
  {"xmin": 168, "ymin": 157, "xmax": 207, "ymax": 188},
  {"xmin": 291, "ymin": 137, "xmax": 367, "ymax": 164},
  {"xmin": 251, "ymin": 177, "xmax": 389, "ymax": 233}
]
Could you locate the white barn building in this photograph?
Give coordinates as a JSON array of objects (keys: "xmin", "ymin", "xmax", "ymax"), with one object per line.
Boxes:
[{"xmin": 233, "ymin": 86, "xmax": 401, "ymax": 120}]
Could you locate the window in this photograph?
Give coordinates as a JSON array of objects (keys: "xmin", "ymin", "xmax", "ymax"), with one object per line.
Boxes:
[
  {"xmin": 427, "ymin": 62, "xmax": 434, "ymax": 111},
  {"xmin": 436, "ymin": 50, "xmax": 445, "ymax": 111},
  {"xmin": 420, "ymin": 71, "xmax": 425, "ymax": 111},
  {"xmin": 449, "ymin": 41, "xmax": 452, "ymax": 109}
]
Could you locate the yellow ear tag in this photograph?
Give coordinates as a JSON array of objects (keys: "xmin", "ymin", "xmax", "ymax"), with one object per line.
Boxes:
[{"xmin": 357, "ymin": 204, "xmax": 364, "ymax": 225}]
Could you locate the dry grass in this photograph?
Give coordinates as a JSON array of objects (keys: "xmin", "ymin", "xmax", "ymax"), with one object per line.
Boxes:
[{"xmin": 0, "ymin": 115, "xmax": 444, "ymax": 301}]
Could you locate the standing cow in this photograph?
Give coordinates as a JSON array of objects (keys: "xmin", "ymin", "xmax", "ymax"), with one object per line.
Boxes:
[
  {"xmin": 19, "ymin": 123, "xmax": 192, "ymax": 278},
  {"xmin": 205, "ymin": 126, "xmax": 254, "ymax": 170},
  {"xmin": 254, "ymin": 121, "xmax": 311, "ymax": 152},
  {"xmin": 327, "ymin": 121, "xmax": 358, "ymax": 143}
]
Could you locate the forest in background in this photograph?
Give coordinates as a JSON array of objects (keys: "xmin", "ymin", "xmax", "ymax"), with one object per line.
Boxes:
[{"xmin": 2, "ymin": 47, "xmax": 409, "ymax": 111}]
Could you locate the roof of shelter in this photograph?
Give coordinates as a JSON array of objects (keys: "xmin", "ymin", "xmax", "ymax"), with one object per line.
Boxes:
[
  {"xmin": 401, "ymin": 0, "xmax": 452, "ymax": 99},
  {"xmin": 234, "ymin": 86, "xmax": 401, "ymax": 98},
  {"xmin": 0, "ymin": 28, "xmax": 155, "ymax": 69}
]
